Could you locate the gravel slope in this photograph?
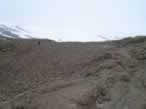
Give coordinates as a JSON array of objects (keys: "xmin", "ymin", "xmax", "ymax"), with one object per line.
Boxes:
[{"xmin": 0, "ymin": 36, "xmax": 146, "ymax": 109}]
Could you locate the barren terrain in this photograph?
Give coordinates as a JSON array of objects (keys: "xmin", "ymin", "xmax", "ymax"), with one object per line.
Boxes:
[{"xmin": 0, "ymin": 36, "xmax": 146, "ymax": 109}]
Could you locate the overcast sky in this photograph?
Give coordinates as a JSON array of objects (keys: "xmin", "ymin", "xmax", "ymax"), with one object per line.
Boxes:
[{"xmin": 0, "ymin": 0, "xmax": 146, "ymax": 41}]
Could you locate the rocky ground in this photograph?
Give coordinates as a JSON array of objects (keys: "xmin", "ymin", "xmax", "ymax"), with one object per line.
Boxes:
[{"xmin": 0, "ymin": 36, "xmax": 146, "ymax": 109}]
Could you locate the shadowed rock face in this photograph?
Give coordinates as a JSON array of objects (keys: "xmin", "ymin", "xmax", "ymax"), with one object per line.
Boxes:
[{"xmin": 0, "ymin": 36, "xmax": 146, "ymax": 109}]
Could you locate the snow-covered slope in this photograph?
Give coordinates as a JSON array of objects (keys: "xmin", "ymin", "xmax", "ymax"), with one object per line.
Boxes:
[
  {"xmin": 0, "ymin": 24, "xmax": 63, "ymax": 41},
  {"xmin": 0, "ymin": 24, "xmax": 138, "ymax": 42},
  {"xmin": 0, "ymin": 24, "xmax": 36, "ymax": 39}
]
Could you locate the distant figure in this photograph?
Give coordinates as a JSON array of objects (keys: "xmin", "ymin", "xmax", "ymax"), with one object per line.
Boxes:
[{"xmin": 38, "ymin": 41, "xmax": 40, "ymax": 45}]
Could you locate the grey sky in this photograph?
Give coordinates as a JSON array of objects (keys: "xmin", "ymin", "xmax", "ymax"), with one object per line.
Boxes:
[{"xmin": 0, "ymin": 0, "xmax": 146, "ymax": 41}]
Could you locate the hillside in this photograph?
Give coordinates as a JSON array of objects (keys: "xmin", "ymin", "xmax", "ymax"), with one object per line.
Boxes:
[{"xmin": 0, "ymin": 36, "xmax": 146, "ymax": 109}]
